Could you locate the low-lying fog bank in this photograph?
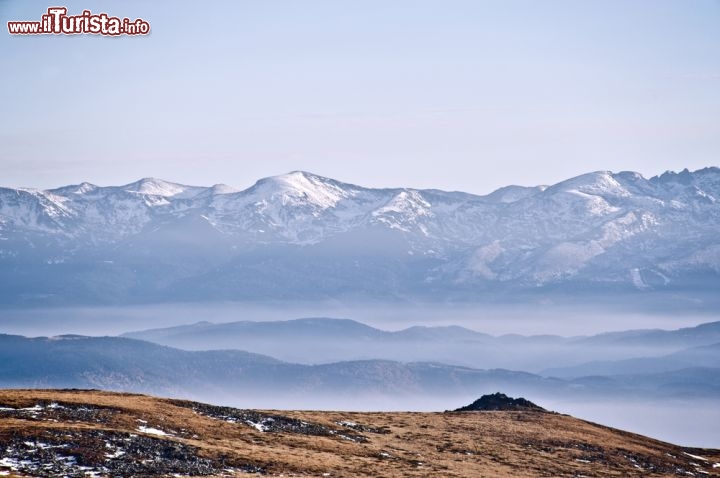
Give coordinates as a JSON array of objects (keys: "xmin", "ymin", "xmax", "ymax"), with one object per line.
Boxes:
[{"xmin": 1, "ymin": 302, "xmax": 717, "ymax": 448}]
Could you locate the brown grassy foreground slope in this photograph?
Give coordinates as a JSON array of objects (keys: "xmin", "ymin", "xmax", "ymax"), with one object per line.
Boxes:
[{"xmin": 0, "ymin": 389, "xmax": 718, "ymax": 477}]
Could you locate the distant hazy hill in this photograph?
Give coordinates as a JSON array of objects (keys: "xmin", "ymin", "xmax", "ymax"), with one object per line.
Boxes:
[
  {"xmin": 1, "ymin": 168, "xmax": 719, "ymax": 306},
  {"xmin": 1, "ymin": 333, "xmax": 719, "ymax": 403},
  {"xmin": 544, "ymin": 343, "xmax": 720, "ymax": 378},
  {"xmin": 577, "ymin": 321, "xmax": 720, "ymax": 348},
  {"xmin": 122, "ymin": 318, "xmax": 720, "ymax": 372},
  {"xmin": 0, "ymin": 333, "xmax": 563, "ymax": 400},
  {"xmin": 122, "ymin": 317, "xmax": 497, "ymax": 365}
]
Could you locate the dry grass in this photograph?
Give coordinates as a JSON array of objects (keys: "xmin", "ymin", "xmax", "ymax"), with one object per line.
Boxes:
[{"xmin": 0, "ymin": 389, "xmax": 718, "ymax": 477}]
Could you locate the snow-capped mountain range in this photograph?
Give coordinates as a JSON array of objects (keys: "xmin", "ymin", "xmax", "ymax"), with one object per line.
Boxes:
[{"xmin": 1, "ymin": 168, "xmax": 718, "ymax": 306}]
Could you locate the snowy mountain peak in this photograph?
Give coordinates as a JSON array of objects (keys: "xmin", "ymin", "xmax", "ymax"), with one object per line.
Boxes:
[
  {"xmin": 652, "ymin": 167, "xmax": 720, "ymax": 189},
  {"xmin": 49, "ymin": 182, "xmax": 99, "ymax": 196},
  {"xmin": 249, "ymin": 171, "xmax": 359, "ymax": 209},
  {"xmin": 615, "ymin": 171, "xmax": 645, "ymax": 182},
  {"xmin": 257, "ymin": 171, "xmax": 341, "ymax": 189},
  {"xmin": 121, "ymin": 178, "xmax": 201, "ymax": 198},
  {"xmin": 274, "ymin": 170, "xmax": 318, "ymax": 181},
  {"xmin": 656, "ymin": 168, "xmax": 692, "ymax": 182},
  {"xmin": 547, "ymin": 171, "xmax": 630, "ymax": 197}
]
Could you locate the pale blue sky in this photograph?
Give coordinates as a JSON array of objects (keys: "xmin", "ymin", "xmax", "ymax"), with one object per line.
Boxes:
[{"xmin": 1, "ymin": 0, "xmax": 718, "ymax": 193}]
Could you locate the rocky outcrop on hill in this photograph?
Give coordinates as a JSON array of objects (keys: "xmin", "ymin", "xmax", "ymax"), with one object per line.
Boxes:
[{"xmin": 452, "ymin": 392, "xmax": 546, "ymax": 412}]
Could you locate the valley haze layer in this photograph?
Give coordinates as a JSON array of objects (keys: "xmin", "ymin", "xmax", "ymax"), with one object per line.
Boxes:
[{"xmin": 0, "ymin": 167, "xmax": 718, "ymax": 308}]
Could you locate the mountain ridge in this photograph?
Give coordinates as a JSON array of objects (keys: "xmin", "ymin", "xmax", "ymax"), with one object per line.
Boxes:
[
  {"xmin": 119, "ymin": 317, "xmax": 720, "ymax": 372},
  {"xmin": 2, "ymin": 330, "xmax": 719, "ymax": 402},
  {"xmin": 1, "ymin": 167, "xmax": 719, "ymax": 306}
]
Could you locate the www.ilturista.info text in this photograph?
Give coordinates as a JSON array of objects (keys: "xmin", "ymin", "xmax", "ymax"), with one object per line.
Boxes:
[{"xmin": 8, "ymin": 7, "xmax": 150, "ymax": 36}]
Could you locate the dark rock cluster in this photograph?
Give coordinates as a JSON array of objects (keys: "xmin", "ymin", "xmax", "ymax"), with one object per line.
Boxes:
[
  {"xmin": 0, "ymin": 400, "xmax": 263, "ymax": 477},
  {"xmin": 0, "ymin": 428, "xmax": 261, "ymax": 477},
  {"xmin": 452, "ymin": 393, "xmax": 546, "ymax": 412},
  {"xmin": 171, "ymin": 399, "xmax": 386, "ymax": 443},
  {"xmin": 0, "ymin": 400, "xmax": 118, "ymax": 424}
]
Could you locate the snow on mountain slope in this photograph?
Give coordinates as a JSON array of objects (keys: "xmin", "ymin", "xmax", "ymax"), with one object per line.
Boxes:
[
  {"xmin": 251, "ymin": 171, "xmax": 357, "ymax": 209},
  {"xmin": 198, "ymin": 172, "xmax": 388, "ymax": 243},
  {"xmin": 120, "ymin": 178, "xmax": 205, "ymax": 198},
  {"xmin": 0, "ymin": 168, "xmax": 718, "ymax": 304},
  {"xmin": 372, "ymin": 190, "xmax": 433, "ymax": 233},
  {"xmin": 0, "ymin": 188, "xmax": 76, "ymax": 234}
]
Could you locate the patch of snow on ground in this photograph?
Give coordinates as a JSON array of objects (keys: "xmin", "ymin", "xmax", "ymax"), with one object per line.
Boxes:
[
  {"xmin": 684, "ymin": 453, "xmax": 708, "ymax": 461},
  {"xmin": 245, "ymin": 420, "xmax": 270, "ymax": 432},
  {"xmin": 22, "ymin": 441, "xmax": 56, "ymax": 450},
  {"xmin": 0, "ymin": 457, "xmax": 23, "ymax": 469},
  {"xmin": 137, "ymin": 426, "xmax": 170, "ymax": 437},
  {"xmin": 104, "ymin": 443, "xmax": 126, "ymax": 459}
]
